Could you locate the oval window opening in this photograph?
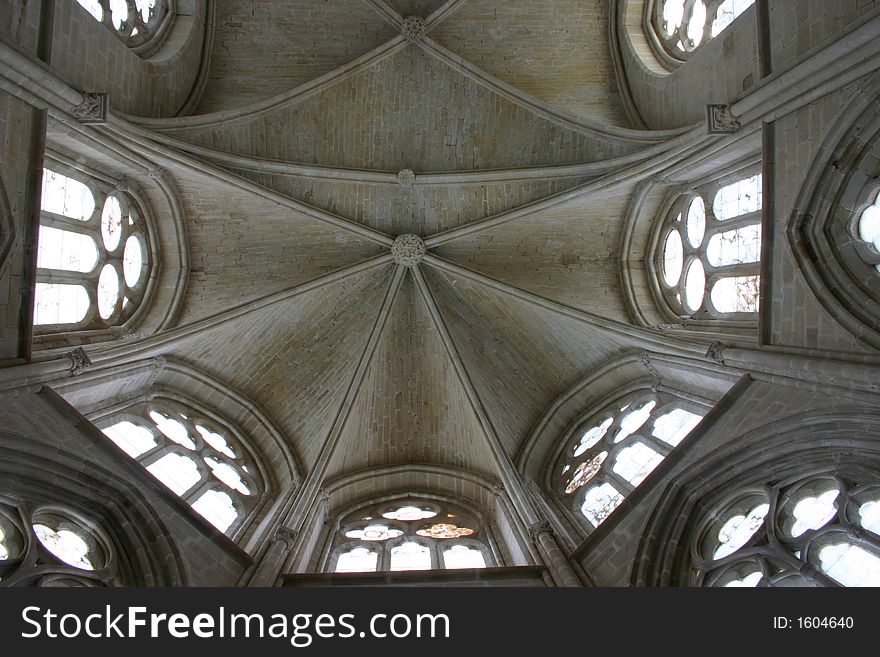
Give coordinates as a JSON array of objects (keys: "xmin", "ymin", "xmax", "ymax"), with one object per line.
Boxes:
[
  {"xmin": 97, "ymin": 264, "xmax": 120, "ymax": 319},
  {"xmin": 101, "ymin": 196, "xmax": 123, "ymax": 251},
  {"xmin": 123, "ymin": 235, "xmax": 144, "ymax": 287},
  {"xmin": 684, "ymin": 260, "xmax": 706, "ymax": 312}
]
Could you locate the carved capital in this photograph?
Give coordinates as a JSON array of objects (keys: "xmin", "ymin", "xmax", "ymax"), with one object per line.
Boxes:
[
  {"xmin": 274, "ymin": 526, "xmax": 298, "ymax": 549},
  {"xmin": 114, "ymin": 178, "xmax": 131, "ymax": 194},
  {"xmin": 402, "ymin": 16, "xmax": 426, "ymax": 42},
  {"xmin": 706, "ymin": 341, "xmax": 727, "ymax": 364},
  {"xmin": 528, "ymin": 520, "xmax": 553, "ymax": 545},
  {"xmin": 66, "ymin": 348, "xmax": 92, "ymax": 376},
  {"xmin": 706, "ymin": 104, "xmax": 741, "ymax": 135},
  {"xmin": 491, "ymin": 482, "xmax": 505, "ymax": 496},
  {"xmin": 72, "ymin": 93, "xmax": 108, "ymax": 124},
  {"xmin": 146, "ymin": 167, "xmax": 165, "ymax": 180}
]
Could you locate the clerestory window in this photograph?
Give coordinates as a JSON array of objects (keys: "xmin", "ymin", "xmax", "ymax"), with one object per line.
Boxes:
[
  {"xmin": 692, "ymin": 471, "xmax": 880, "ymax": 587},
  {"xmin": 98, "ymin": 399, "xmax": 262, "ymax": 535},
  {"xmin": 657, "ymin": 171, "xmax": 762, "ymax": 319},
  {"xmin": 650, "ymin": 0, "xmax": 755, "ymax": 63},
  {"xmin": 554, "ymin": 389, "xmax": 704, "ymax": 530},
  {"xmin": 330, "ymin": 499, "xmax": 492, "ymax": 574},
  {"xmin": 855, "ymin": 191, "xmax": 880, "ymax": 274},
  {"xmin": 75, "ymin": 0, "xmax": 172, "ymax": 53},
  {"xmin": 34, "ymin": 167, "xmax": 151, "ymax": 333},
  {"xmin": 0, "ymin": 500, "xmax": 119, "ymax": 587}
]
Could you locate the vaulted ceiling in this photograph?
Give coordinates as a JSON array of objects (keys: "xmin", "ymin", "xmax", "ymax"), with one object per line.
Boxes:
[{"xmin": 120, "ymin": 0, "xmax": 685, "ymax": 489}]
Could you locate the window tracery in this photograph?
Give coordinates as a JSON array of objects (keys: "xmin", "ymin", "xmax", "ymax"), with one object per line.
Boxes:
[
  {"xmin": 650, "ymin": 0, "xmax": 755, "ymax": 63},
  {"xmin": 0, "ymin": 500, "xmax": 119, "ymax": 587},
  {"xmin": 554, "ymin": 389, "xmax": 704, "ymax": 530},
  {"xmin": 693, "ymin": 472, "xmax": 880, "ymax": 587},
  {"xmin": 75, "ymin": 0, "xmax": 171, "ymax": 52},
  {"xmin": 98, "ymin": 399, "xmax": 262, "ymax": 534},
  {"xmin": 35, "ymin": 167, "xmax": 151, "ymax": 333},
  {"xmin": 855, "ymin": 192, "xmax": 880, "ymax": 273},
  {"xmin": 330, "ymin": 499, "xmax": 492, "ymax": 573},
  {"xmin": 657, "ymin": 172, "xmax": 762, "ymax": 319}
]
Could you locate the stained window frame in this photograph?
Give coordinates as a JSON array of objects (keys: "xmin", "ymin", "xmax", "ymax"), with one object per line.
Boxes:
[
  {"xmin": 0, "ymin": 497, "xmax": 121, "ymax": 588},
  {"xmin": 34, "ymin": 158, "xmax": 156, "ymax": 344},
  {"xmin": 551, "ymin": 386, "xmax": 708, "ymax": 537},
  {"xmin": 327, "ymin": 498, "xmax": 496, "ymax": 574},
  {"xmin": 691, "ymin": 469, "xmax": 880, "ymax": 588},
  {"xmin": 75, "ymin": 0, "xmax": 174, "ymax": 58},
  {"xmin": 644, "ymin": 0, "xmax": 756, "ymax": 69},
  {"xmin": 650, "ymin": 166, "xmax": 764, "ymax": 329}
]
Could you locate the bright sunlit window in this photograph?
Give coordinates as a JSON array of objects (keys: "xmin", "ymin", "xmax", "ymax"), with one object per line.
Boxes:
[
  {"xmin": 35, "ymin": 168, "xmax": 150, "ymax": 332},
  {"xmin": 332, "ymin": 499, "xmax": 492, "ymax": 574},
  {"xmin": 659, "ymin": 172, "xmax": 762, "ymax": 317},
  {"xmin": 100, "ymin": 401, "xmax": 260, "ymax": 534},
  {"xmin": 557, "ymin": 390, "xmax": 705, "ymax": 530}
]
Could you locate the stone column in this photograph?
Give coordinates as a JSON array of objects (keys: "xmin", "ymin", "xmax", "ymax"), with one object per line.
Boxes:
[
  {"xmin": 245, "ymin": 527, "xmax": 298, "ymax": 587},
  {"xmin": 528, "ymin": 521, "xmax": 582, "ymax": 587}
]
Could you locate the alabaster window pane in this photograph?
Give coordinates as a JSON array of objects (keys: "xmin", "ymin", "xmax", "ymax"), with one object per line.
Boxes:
[
  {"xmin": 652, "ymin": 408, "xmax": 702, "ymax": 446},
  {"xmin": 706, "ymin": 224, "xmax": 762, "ymax": 267},
  {"xmin": 390, "ymin": 541, "xmax": 431, "ymax": 571},
  {"xmin": 32, "ymin": 524, "xmax": 94, "ymax": 571},
  {"xmin": 102, "ymin": 421, "xmax": 157, "ymax": 458},
  {"xmin": 819, "ymin": 543, "xmax": 880, "ymax": 587},
  {"xmin": 192, "ymin": 490, "xmax": 238, "ymax": 533},
  {"xmin": 41, "ymin": 169, "xmax": 94, "ymax": 220},
  {"xmin": 711, "ymin": 276, "xmax": 760, "ymax": 313},
  {"xmin": 336, "ymin": 547, "xmax": 378, "ymax": 573},
  {"xmin": 34, "ymin": 283, "xmax": 90, "ymax": 325},
  {"xmin": 37, "ymin": 226, "xmax": 98, "ymax": 273},
  {"xmin": 713, "ymin": 504, "xmax": 769, "ymax": 559},
  {"xmin": 713, "ymin": 175, "xmax": 762, "ymax": 221},
  {"xmin": 443, "ymin": 545, "xmax": 486, "ymax": 570},
  {"xmin": 581, "ymin": 483, "xmax": 624, "ymax": 527},
  {"xmin": 147, "ymin": 453, "xmax": 201, "ymax": 496},
  {"xmin": 790, "ymin": 489, "xmax": 839, "ymax": 538}
]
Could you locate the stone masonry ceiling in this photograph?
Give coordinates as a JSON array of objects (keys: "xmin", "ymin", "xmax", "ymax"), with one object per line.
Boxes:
[{"xmin": 109, "ymin": 0, "xmax": 692, "ymax": 489}]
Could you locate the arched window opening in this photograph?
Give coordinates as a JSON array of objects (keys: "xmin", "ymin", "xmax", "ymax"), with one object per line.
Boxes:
[
  {"xmin": 855, "ymin": 193, "xmax": 880, "ymax": 273},
  {"xmin": 554, "ymin": 389, "xmax": 705, "ymax": 530},
  {"xmin": 0, "ymin": 502, "xmax": 119, "ymax": 587},
  {"xmin": 657, "ymin": 172, "xmax": 762, "ymax": 319},
  {"xmin": 98, "ymin": 400, "xmax": 262, "ymax": 535},
  {"xmin": 649, "ymin": 0, "xmax": 755, "ymax": 63},
  {"xmin": 329, "ymin": 499, "xmax": 494, "ymax": 574},
  {"xmin": 35, "ymin": 168, "xmax": 151, "ymax": 333},
  {"xmin": 75, "ymin": 0, "xmax": 172, "ymax": 53},
  {"xmin": 693, "ymin": 472, "xmax": 880, "ymax": 587}
]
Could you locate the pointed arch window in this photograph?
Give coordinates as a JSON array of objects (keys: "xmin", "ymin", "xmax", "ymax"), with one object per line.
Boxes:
[
  {"xmin": 97, "ymin": 399, "xmax": 263, "ymax": 535},
  {"xmin": 554, "ymin": 388, "xmax": 705, "ymax": 531},
  {"xmin": 649, "ymin": 0, "xmax": 755, "ymax": 64},
  {"xmin": 329, "ymin": 499, "xmax": 494, "ymax": 574},
  {"xmin": 75, "ymin": 0, "xmax": 172, "ymax": 54},
  {"xmin": 0, "ymin": 501, "xmax": 120, "ymax": 587},
  {"xmin": 34, "ymin": 167, "xmax": 151, "ymax": 334},
  {"xmin": 692, "ymin": 471, "xmax": 880, "ymax": 587},
  {"xmin": 657, "ymin": 171, "xmax": 762, "ymax": 321}
]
